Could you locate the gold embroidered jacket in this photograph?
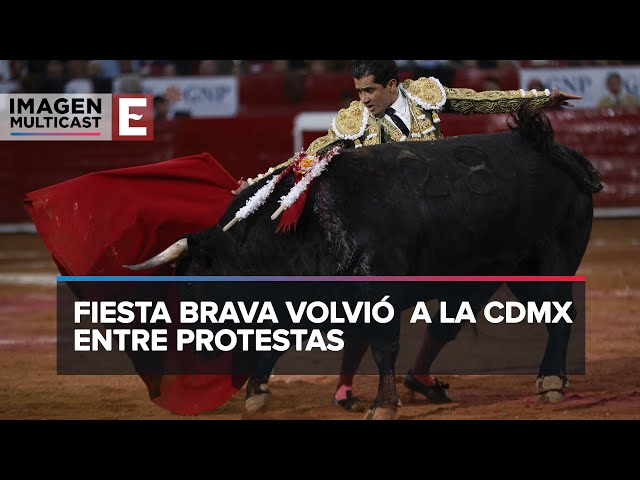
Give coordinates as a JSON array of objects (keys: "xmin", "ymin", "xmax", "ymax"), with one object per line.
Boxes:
[{"xmin": 247, "ymin": 76, "xmax": 552, "ymax": 185}]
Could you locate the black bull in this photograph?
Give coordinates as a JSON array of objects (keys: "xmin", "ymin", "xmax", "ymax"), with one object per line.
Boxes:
[{"xmin": 147, "ymin": 111, "xmax": 602, "ymax": 418}]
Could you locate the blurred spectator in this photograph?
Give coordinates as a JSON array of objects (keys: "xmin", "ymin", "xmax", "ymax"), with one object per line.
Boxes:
[
  {"xmin": 0, "ymin": 81, "xmax": 19, "ymax": 93},
  {"xmin": 154, "ymin": 95, "xmax": 171, "ymax": 121},
  {"xmin": 242, "ymin": 60, "xmax": 268, "ymax": 74},
  {"xmin": 147, "ymin": 61, "xmax": 169, "ymax": 76},
  {"xmin": 41, "ymin": 60, "xmax": 67, "ymax": 93},
  {"xmin": 198, "ymin": 60, "xmax": 218, "ymax": 76},
  {"xmin": 340, "ymin": 90, "xmax": 355, "ymax": 109},
  {"xmin": 308, "ymin": 60, "xmax": 328, "ymax": 73},
  {"xmin": 272, "ymin": 60, "xmax": 289, "ymax": 73},
  {"xmin": 288, "ymin": 60, "xmax": 308, "ymax": 72},
  {"xmin": 453, "ymin": 59, "xmax": 499, "ymax": 69},
  {"xmin": 326, "ymin": 60, "xmax": 350, "ymax": 72},
  {"xmin": 171, "ymin": 60, "xmax": 198, "ymax": 76},
  {"xmin": 216, "ymin": 60, "xmax": 236, "ymax": 75},
  {"xmin": 64, "ymin": 60, "xmax": 93, "ymax": 93},
  {"xmin": 88, "ymin": 61, "xmax": 113, "ymax": 93},
  {"xmin": 196, "ymin": 60, "xmax": 238, "ymax": 76},
  {"xmin": 594, "ymin": 60, "xmax": 623, "ymax": 67},
  {"xmin": 135, "ymin": 60, "xmax": 153, "ymax": 76},
  {"xmin": 27, "ymin": 60, "xmax": 49, "ymax": 76},
  {"xmin": 519, "ymin": 60, "xmax": 568, "ymax": 68},
  {"xmin": 0, "ymin": 60, "xmax": 10, "ymax": 81},
  {"xmin": 92, "ymin": 60, "xmax": 121, "ymax": 79},
  {"xmin": 117, "ymin": 72, "xmax": 144, "ymax": 94},
  {"xmin": 482, "ymin": 76, "xmax": 501, "ymax": 91},
  {"xmin": 458, "ymin": 60, "xmax": 479, "ymax": 68},
  {"xmin": 396, "ymin": 60, "xmax": 455, "ymax": 85},
  {"xmin": 67, "ymin": 60, "xmax": 88, "ymax": 79},
  {"xmin": 162, "ymin": 63, "xmax": 178, "ymax": 76},
  {"xmin": 10, "ymin": 61, "xmax": 27, "ymax": 81},
  {"xmin": 64, "ymin": 78, "xmax": 93, "ymax": 93},
  {"xmin": 526, "ymin": 77, "xmax": 547, "ymax": 91},
  {"xmin": 271, "ymin": 60, "xmax": 309, "ymax": 73},
  {"xmin": 118, "ymin": 60, "xmax": 137, "ymax": 74},
  {"xmin": 597, "ymin": 72, "xmax": 639, "ymax": 108},
  {"xmin": 526, "ymin": 60, "xmax": 552, "ymax": 67},
  {"xmin": 476, "ymin": 60, "xmax": 499, "ymax": 69},
  {"xmin": 0, "ymin": 60, "xmax": 19, "ymax": 93}
]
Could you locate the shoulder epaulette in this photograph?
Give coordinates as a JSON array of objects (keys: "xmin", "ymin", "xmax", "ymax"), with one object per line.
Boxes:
[
  {"xmin": 331, "ymin": 100, "xmax": 369, "ymax": 140},
  {"xmin": 401, "ymin": 77, "xmax": 447, "ymax": 110}
]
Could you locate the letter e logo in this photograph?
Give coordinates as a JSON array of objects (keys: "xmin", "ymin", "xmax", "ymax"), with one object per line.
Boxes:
[{"xmin": 112, "ymin": 94, "xmax": 154, "ymax": 141}]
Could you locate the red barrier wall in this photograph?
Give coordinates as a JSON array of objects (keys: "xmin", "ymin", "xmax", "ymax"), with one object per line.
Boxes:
[{"xmin": 2, "ymin": 108, "xmax": 639, "ymax": 223}]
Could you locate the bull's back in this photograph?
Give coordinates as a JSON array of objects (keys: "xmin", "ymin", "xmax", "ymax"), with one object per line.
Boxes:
[{"xmin": 317, "ymin": 133, "xmax": 587, "ymax": 273}]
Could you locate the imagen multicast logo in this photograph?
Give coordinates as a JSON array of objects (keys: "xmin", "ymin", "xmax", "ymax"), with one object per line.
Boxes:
[{"xmin": 0, "ymin": 94, "xmax": 154, "ymax": 141}]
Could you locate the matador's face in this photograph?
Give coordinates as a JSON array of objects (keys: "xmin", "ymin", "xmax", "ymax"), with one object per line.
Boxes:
[{"xmin": 354, "ymin": 74, "xmax": 399, "ymax": 117}]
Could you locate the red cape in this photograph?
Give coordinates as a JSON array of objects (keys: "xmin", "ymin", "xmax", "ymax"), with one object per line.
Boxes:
[{"xmin": 24, "ymin": 152, "xmax": 248, "ymax": 415}]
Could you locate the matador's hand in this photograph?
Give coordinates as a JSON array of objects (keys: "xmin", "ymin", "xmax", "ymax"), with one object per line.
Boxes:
[{"xmin": 547, "ymin": 87, "xmax": 582, "ymax": 108}]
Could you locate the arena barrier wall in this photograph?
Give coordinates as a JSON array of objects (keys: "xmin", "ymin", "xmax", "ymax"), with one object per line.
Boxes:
[{"xmin": 1, "ymin": 108, "xmax": 638, "ymax": 228}]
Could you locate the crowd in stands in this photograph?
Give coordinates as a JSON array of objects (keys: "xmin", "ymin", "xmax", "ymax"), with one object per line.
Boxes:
[{"xmin": 1, "ymin": 59, "xmax": 638, "ymax": 95}]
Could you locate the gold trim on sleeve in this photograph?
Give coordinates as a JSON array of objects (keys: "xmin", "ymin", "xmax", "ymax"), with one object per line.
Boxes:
[
  {"xmin": 443, "ymin": 87, "xmax": 551, "ymax": 114},
  {"xmin": 306, "ymin": 128, "xmax": 340, "ymax": 157}
]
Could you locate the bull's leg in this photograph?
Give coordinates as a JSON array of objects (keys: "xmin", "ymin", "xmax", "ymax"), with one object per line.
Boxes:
[
  {"xmin": 509, "ymin": 280, "xmax": 575, "ymax": 403},
  {"xmin": 407, "ymin": 284, "xmax": 499, "ymax": 403},
  {"xmin": 244, "ymin": 350, "xmax": 284, "ymax": 416},
  {"xmin": 337, "ymin": 250, "xmax": 406, "ymax": 414},
  {"xmin": 508, "ymin": 226, "xmax": 586, "ymax": 402},
  {"xmin": 364, "ymin": 331, "xmax": 400, "ymax": 420},
  {"xmin": 535, "ymin": 284, "xmax": 574, "ymax": 386}
]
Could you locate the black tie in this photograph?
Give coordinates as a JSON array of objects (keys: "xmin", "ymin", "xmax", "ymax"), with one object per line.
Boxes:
[{"xmin": 385, "ymin": 107, "xmax": 410, "ymax": 136}]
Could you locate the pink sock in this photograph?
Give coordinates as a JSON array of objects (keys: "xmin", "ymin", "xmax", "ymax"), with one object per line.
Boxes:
[{"xmin": 334, "ymin": 384, "xmax": 353, "ymax": 401}]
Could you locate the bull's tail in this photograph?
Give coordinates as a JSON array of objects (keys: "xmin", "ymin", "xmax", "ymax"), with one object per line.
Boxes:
[
  {"xmin": 551, "ymin": 143, "xmax": 604, "ymax": 194},
  {"xmin": 509, "ymin": 109, "xmax": 604, "ymax": 194},
  {"xmin": 508, "ymin": 107, "xmax": 555, "ymax": 156}
]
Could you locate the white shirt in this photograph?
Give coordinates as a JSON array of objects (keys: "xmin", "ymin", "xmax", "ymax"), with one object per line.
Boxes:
[{"xmin": 385, "ymin": 91, "xmax": 411, "ymax": 132}]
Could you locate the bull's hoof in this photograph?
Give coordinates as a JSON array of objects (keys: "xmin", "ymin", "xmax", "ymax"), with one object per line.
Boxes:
[
  {"xmin": 244, "ymin": 393, "xmax": 272, "ymax": 417},
  {"xmin": 534, "ymin": 375, "xmax": 564, "ymax": 394},
  {"xmin": 332, "ymin": 391, "xmax": 364, "ymax": 413},
  {"xmin": 404, "ymin": 370, "xmax": 452, "ymax": 403},
  {"xmin": 541, "ymin": 390, "xmax": 564, "ymax": 403},
  {"xmin": 534, "ymin": 376, "xmax": 565, "ymax": 403},
  {"xmin": 363, "ymin": 406, "xmax": 397, "ymax": 420},
  {"xmin": 244, "ymin": 383, "xmax": 272, "ymax": 417}
]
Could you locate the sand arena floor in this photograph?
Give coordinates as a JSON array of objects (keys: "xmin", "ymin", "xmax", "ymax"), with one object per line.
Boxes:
[{"xmin": 1, "ymin": 218, "xmax": 639, "ymax": 420}]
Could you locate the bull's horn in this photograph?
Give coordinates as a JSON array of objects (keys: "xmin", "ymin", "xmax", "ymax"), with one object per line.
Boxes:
[{"xmin": 123, "ymin": 238, "xmax": 188, "ymax": 271}]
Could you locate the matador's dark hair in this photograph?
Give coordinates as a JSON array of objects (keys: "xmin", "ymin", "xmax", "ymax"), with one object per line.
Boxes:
[{"xmin": 351, "ymin": 60, "xmax": 399, "ymax": 86}]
